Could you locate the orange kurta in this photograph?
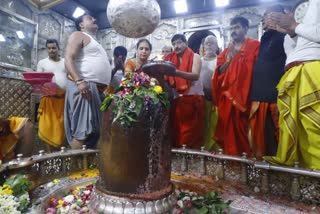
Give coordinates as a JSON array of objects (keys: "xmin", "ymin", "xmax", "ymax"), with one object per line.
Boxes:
[
  {"xmin": 212, "ymin": 38, "xmax": 259, "ymax": 156},
  {"xmin": 166, "ymin": 48, "xmax": 205, "ymax": 149}
]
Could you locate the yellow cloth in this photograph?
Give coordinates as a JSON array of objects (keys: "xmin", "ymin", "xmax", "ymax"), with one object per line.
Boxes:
[
  {"xmin": 264, "ymin": 61, "xmax": 320, "ymax": 169},
  {"xmin": 0, "ymin": 117, "xmax": 28, "ymax": 160},
  {"xmin": 38, "ymin": 89, "xmax": 65, "ymax": 147},
  {"xmin": 203, "ymin": 100, "xmax": 219, "ymax": 151}
]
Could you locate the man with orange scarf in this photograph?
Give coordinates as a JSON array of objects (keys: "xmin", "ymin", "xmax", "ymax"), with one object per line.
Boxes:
[
  {"xmin": 212, "ymin": 16, "xmax": 259, "ymax": 156},
  {"xmin": 165, "ymin": 34, "xmax": 204, "ymax": 149}
]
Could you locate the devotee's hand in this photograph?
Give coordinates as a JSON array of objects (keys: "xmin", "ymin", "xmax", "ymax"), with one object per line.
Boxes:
[
  {"xmin": 114, "ymin": 56, "xmax": 124, "ymax": 71},
  {"xmin": 77, "ymin": 81, "xmax": 91, "ymax": 99},
  {"xmin": 0, "ymin": 118, "xmax": 10, "ymax": 137},
  {"xmin": 226, "ymin": 41, "xmax": 237, "ymax": 62},
  {"xmin": 265, "ymin": 11, "xmax": 298, "ymax": 36}
]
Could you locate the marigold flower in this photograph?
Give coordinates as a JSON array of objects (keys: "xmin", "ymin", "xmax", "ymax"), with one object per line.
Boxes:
[
  {"xmin": 0, "ymin": 184, "xmax": 13, "ymax": 195},
  {"xmin": 153, "ymin": 85, "xmax": 163, "ymax": 94}
]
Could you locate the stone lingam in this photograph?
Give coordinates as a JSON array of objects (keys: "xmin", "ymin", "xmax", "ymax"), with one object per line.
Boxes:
[{"xmin": 90, "ymin": 65, "xmax": 177, "ymax": 213}]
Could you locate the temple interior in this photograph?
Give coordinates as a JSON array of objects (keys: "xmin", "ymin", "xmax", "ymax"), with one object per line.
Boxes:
[{"xmin": 0, "ymin": 0, "xmax": 320, "ymax": 213}]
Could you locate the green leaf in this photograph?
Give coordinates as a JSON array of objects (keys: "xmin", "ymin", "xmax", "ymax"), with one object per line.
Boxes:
[
  {"xmin": 100, "ymin": 96, "xmax": 113, "ymax": 111},
  {"xmin": 152, "ymin": 97, "xmax": 159, "ymax": 104},
  {"xmin": 192, "ymin": 207, "xmax": 208, "ymax": 214},
  {"xmin": 210, "ymin": 206, "xmax": 218, "ymax": 214},
  {"xmin": 4, "ymin": 174, "xmax": 32, "ymax": 196},
  {"xmin": 125, "ymin": 114, "xmax": 137, "ymax": 122},
  {"xmin": 112, "ymin": 109, "xmax": 122, "ymax": 123}
]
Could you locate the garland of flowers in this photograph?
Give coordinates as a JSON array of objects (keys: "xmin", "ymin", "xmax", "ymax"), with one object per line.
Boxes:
[
  {"xmin": 100, "ymin": 72, "xmax": 170, "ymax": 127},
  {"xmin": 0, "ymin": 174, "xmax": 32, "ymax": 213}
]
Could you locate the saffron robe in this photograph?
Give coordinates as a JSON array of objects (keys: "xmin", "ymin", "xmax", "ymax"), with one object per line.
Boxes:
[{"xmin": 212, "ymin": 38, "xmax": 260, "ymax": 156}]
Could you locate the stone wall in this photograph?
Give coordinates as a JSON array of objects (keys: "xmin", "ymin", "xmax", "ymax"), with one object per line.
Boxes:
[
  {"xmin": 0, "ymin": 0, "xmax": 299, "ymax": 118},
  {"xmin": 97, "ymin": 0, "xmax": 298, "ymax": 59},
  {"xmin": 0, "ymin": 0, "xmax": 75, "ymax": 118}
]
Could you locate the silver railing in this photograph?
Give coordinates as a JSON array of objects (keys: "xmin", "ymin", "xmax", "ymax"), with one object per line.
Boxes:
[{"xmin": 0, "ymin": 145, "xmax": 319, "ymax": 205}]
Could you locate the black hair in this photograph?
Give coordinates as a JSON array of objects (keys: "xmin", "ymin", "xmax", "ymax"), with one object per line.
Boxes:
[
  {"xmin": 171, "ymin": 34, "xmax": 187, "ymax": 43},
  {"xmin": 136, "ymin": 38, "xmax": 152, "ymax": 51},
  {"xmin": 113, "ymin": 46, "xmax": 127, "ymax": 57},
  {"xmin": 230, "ymin": 16, "xmax": 249, "ymax": 28},
  {"xmin": 75, "ymin": 14, "xmax": 87, "ymax": 31},
  {"xmin": 46, "ymin": 39, "xmax": 60, "ymax": 49}
]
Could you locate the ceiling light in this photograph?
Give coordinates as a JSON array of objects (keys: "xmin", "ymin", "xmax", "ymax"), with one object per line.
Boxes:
[
  {"xmin": 0, "ymin": 34, "xmax": 5, "ymax": 42},
  {"xmin": 215, "ymin": 0, "xmax": 230, "ymax": 7},
  {"xmin": 72, "ymin": 7, "xmax": 85, "ymax": 18},
  {"xmin": 27, "ymin": 0, "xmax": 65, "ymax": 10},
  {"xmin": 16, "ymin": 31, "xmax": 25, "ymax": 39},
  {"xmin": 174, "ymin": 0, "xmax": 188, "ymax": 14}
]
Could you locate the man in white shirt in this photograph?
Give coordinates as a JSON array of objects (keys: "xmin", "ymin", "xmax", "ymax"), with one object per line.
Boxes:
[
  {"xmin": 161, "ymin": 45, "xmax": 172, "ymax": 60},
  {"xmin": 37, "ymin": 39, "xmax": 67, "ymax": 151},
  {"xmin": 200, "ymin": 35, "xmax": 219, "ymax": 151},
  {"xmin": 263, "ymin": 0, "xmax": 320, "ymax": 169},
  {"xmin": 64, "ymin": 14, "xmax": 112, "ymax": 149}
]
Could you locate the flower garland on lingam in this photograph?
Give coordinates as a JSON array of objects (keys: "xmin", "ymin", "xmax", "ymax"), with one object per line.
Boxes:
[{"xmin": 100, "ymin": 71, "xmax": 170, "ymax": 127}]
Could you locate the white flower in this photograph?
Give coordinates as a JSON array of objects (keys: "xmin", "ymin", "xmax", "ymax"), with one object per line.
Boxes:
[
  {"xmin": 83, "ymin": 190, "xmax": 90, "ymax": 195},
  {"xmin": 0, "ymin": 194, "xmax": 21, "ymax": 214},
  {"xmin": 177, "ymin": 200, "xmax": 184, "ymax": 208},
  {"xmin": 63, "ymin": 195, "xmax": 75, "ymax": 203},
  {"xmin": 70, "ymin": 203, "xmax": 78, "ymax": 210},
  {"xmin": 150, "ymin": 78, "xmax": 156, "ymax": 86},
  {"xmin": 81, "ymin": 207, "xmax": 89, "ymax": 213},
  {"xmin": 60, "ymin": 205, "xmax": 70, "ymax": 213},
  {"xmin": 46, "ymin": 182, "xmax": 54, "ymax": 188},
  {"xmin": 182, "ymin": 196, "xmax": 190, "ymax": 201},
  {"xmin": 18, "ymin": 192, "xmax": 30, "ymax": 202}
]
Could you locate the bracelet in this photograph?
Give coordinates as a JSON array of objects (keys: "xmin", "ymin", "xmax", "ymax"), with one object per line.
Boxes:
[{"xmin": 75, "ymin": 79, "xmax": 85, "ymax": 86}]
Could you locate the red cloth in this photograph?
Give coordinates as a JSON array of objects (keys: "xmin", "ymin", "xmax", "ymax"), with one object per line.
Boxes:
[
  {"xmin": 249, "ymin": 102, "xmax": 279, "ymax": 160},
  {"xmin": 212, "ymin": 38, "xmax": 260, "ymax": 156},
  {"xmin": 170, "ymin": 95, "xmax": 205, "ymax": 149},
  {"xmin": 165, "ymin": 48, "xmax": 194, "ymax": 94}
]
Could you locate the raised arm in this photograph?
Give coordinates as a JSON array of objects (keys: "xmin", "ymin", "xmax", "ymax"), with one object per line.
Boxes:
[{"xmin": 175, "ymin": 54, "xmax": 201, "ymax": 81}]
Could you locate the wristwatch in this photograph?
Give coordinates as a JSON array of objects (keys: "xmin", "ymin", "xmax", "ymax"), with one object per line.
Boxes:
[{"xmin": 293, "ymin": 0, "xmax": 309, "ymax": 23}]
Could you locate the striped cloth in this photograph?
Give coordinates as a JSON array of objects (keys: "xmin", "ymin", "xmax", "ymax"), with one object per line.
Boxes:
[{"xmin": 64, "ymin": 80, "xmax": 103, "ymax": 148}]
